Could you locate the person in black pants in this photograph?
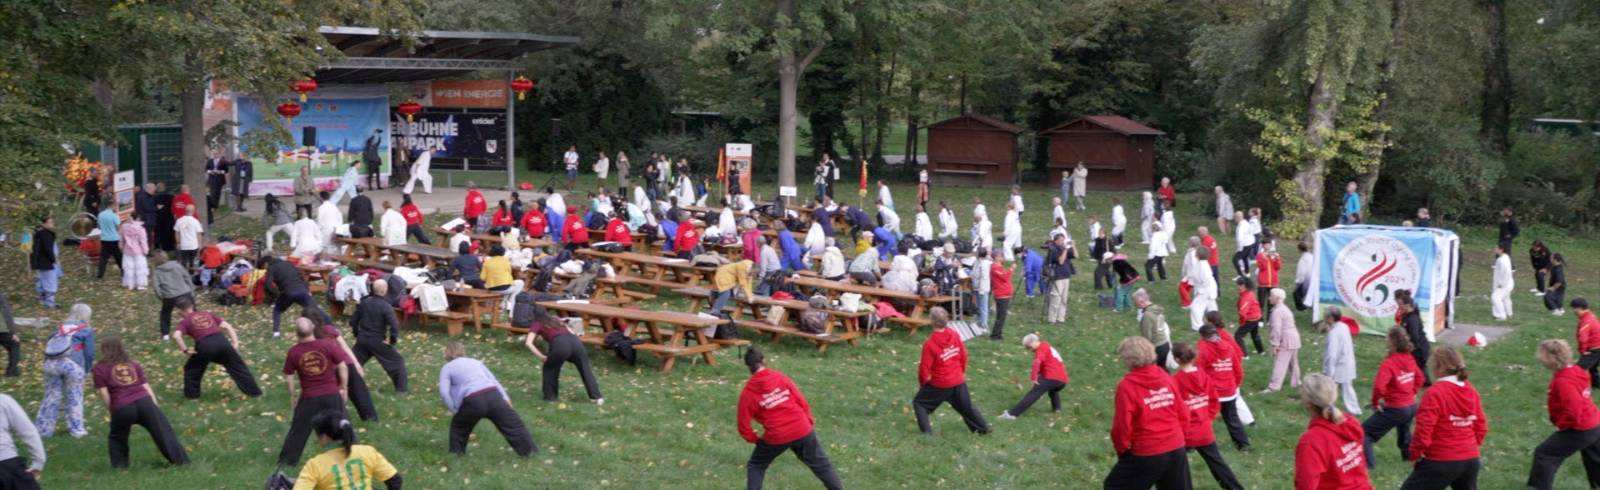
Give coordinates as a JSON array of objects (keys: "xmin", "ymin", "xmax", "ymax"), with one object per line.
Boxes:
[
  {"xmin": 1499, "ymin": 207, "xmax": 1519, "ymax": 253},
  {"xmin": 92, "ymin": 335, "xmax": 189, "ymax": 468},
  {"xmin": 1528, "ymin": 339, "xmax": 1600, "ymax": 490},
  {"xmin": 300, "ymin": 310, "xmax": 378, "ymax": 422},
  {"xmin": 149, "ymin": 251, "xmax": 195, "ymax": 339},
  {"xmin": 998, "ymin": 334, "xmax": 1069, "ymax": 419},
  {"xmin": 350, "ymin": 280, "xmax": 408, "ymax": 393},
  {"xmin": 264, "ymin": 255, "xmax": 315, "ymax": 337},
  {"xmin": 277, "ymin": 320, "xmax": 349, "ymax": 467},
  {"xmin": 168, "ymin": 298, "xmax": 261, "ymax": 399},
  {"xmin": 1546, "ymin": 254, "xmax": 1567, "ymax": 315},
  {"xmin": 522, "ymin": 309, "xmax": 602, "ymax": 403},
  {"xmin": 440, "ymin": 341, "xmax": 537, "ymax": 456},
  {"xmin": 912, "ymin": 308, "xmax": 990, "ymax": 435},
  {"xmin": 347, "ymin": 188, "xmax": 374, "ymax": 238},
  {"xmin": 1397, "ymin": 295, "xmax": 1431, "ymax": 386},
  {"xmin": 738, "ymin": 348, "xmax": 844, "ymax": 490},
  {"xmin": 0, "ymin": 293, "xmax": 19, "ymax": 377}
]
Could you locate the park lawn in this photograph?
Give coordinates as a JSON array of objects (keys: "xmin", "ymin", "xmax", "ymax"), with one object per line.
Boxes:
[{"xmin": 1, "ymin": 173, "xmax": 1594, "ymax": 488}]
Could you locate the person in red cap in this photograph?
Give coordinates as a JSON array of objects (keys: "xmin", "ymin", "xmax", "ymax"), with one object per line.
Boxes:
[
  {"xmin": 1234, "ymin": 277, "xmax": 1265, "ymax": 357},
  {"xmin": 1105, "ymin": 336, "xmax": 1191, "ymax": 489},
  {"xmin": 463, "ymin": 181, "xmax": 487, "ymax": 231},
  {"xmin": 1362, "ymin": 327, "xmax": 1423, "ymax": 468},
  {"xmin": 562, "ymin": 205, "xmax": 589, "ymax": 251},
  {"xmin": 1403, "ymin": 346, "xmax": 1486, "ymax": 489},
  {"xmin": 1294, "ymin": 373, "xmax": 1373, "ymax": 490},
  {"xmin": 736, "ymin": 347, "xmax": 843, "ymax": 490},
  {"xmin": 1198, "ymin": 312, "xmax": 1250, "ymax": 451},
  {"xmin": 1528, "ymin": 339, "xmax": 1600, "ymax": 489},
  {"xmin": 998, "ymin": 333, "xmax": 1069, "ymax": 419},
  {"xmin": 912, "ymin": 307, "xmax": 989, "ymax": 435},
  {"xmin": 1572, "ymin": 298, "xmax": 1600, "ymax": 388},
  {"xmin": 1172, "ymin": 341, "xmax": 1243, "ymax": 490}
]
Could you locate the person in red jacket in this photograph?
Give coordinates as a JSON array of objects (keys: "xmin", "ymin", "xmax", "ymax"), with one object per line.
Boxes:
[
  {"xmin": 1199, "ymin": 226, "xmax": 1220, "ymax": 284},
  {"xmin": 998, "ymin": 334, "xmax": 1069, "ymax": 419},
  {"xmin": 400, "ymin": 193, "xmax": 431, "ymax": 244},
  {"xmin": 520, "ymin": 201, "xmax": 547, "ymax": 239},
  {"xmin": 990, "ymin": 255, "xmax": 1016, "ymax": 340},
  {"xmin": 912, "ymin": 307, "xmax": 989, "ymax": 435},
  {"xmin": 1573, "ymin": 298, "xmax": 1600, "ymax": 388},
  {"xmin": 1529, "ymin": 339, "xmax": 1600, "ymax": 489},
  {"xmin": 172, "ymin": 185, "xmax": 195, "ymax": 219},
  {"xmin": 1255, "ymin": 240, "xmax": 1281, "ymax": 311},
  {"xmin": 1198, "ymin": 313, "xmax": 1250, "ymax": 451},
  {"xmin": 1362, "ymin": 327, "xmax": 1423, "ymax": 468},
  {"xmin": 1294, "ymin": 373, "xmax": 1373, "ymax": 490},
  {"xmin": 489, "ymin": 200, "xmax": 515, "ymax": 232},
  {"xmin": 1105, "ymin": 336, "xmax": 1191, "ymax": 489},
  {"xmin": 673, "ymin": 210, "xmax": 700, "ymax": 259},
  {"xmin": 603, "ymin": 212, "xmax": 633, "ymax": 247},
  {"xmin": 1234, "ymin": 277, "xmax": 1265, "ymax": 356},
  {"xmin": 1172, "ymin": 342, "xmax": 1244, "ymax": 489},
  {"xmin": 1404, "ymin": 346, "xmax": 1487, "ymax": 489},
  {"xmin": 562, "ymin": 205, "xmax": 590, "ymax": 251},
  {"xmin": 736, "ymin": 348, "xmax": 843, "ymax": 490},
  {"xmin": 1158, "ymin": 177, "xmax": 1177, "ymax": 209},
  {"xmin": 463, "ymin": 182, "xmax": 487, "ymax": 230}
]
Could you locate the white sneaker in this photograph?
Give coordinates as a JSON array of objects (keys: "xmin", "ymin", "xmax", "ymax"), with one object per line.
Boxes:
[
  {"xmin": 594, "ymin": 398, "xmax": 605, "ymax": 406},
  {"xmin": 1530, "ymin": 288, "xmax": 1541, "ymax": 294},
  {"xmin": 273, "ymin": 332, "xmax": 281, "ymax": 339},
  {"xmin": 1535, "ymin": 291, "xmax": 1546, "ymax": 297},
  {"xmin": 1554, "ymin": 309, "xmax": 1566, "ymax": 316},
  {"xmin": 161, "ymin": 334, "xmax": 169, "ymax": 341},
  {"xmin": 998, "ymin": 411, "xmax": 1016, "ymax": 420}
]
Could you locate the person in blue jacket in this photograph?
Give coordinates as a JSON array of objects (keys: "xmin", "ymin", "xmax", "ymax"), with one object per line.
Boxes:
[
  {"xmin": 811, "ymin": 199, "xmax": 835, "ymax": 239},
  {"xmin": 873, "ymin": 227, "xmax": 897, "ymax": 261},
  {"xmin": 1021, "ymin": 246, "xmax": 1044, "ymax": 298},
  {"xmin": 545, "ymin": 204, "xmax": 565, "ymax": 245},
  {"xmin": 1340, "ymin": 181, "xmax": 1360, "ymax": 225},
  {"xmin": 659, "ymin": 215, "xmax": 680, "ymax": 254},
  {"xmin": 777, "ymin": 222, "xmax": 806, "ymax": 271}
]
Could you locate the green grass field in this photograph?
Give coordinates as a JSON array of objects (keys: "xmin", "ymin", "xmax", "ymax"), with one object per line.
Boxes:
[{"xmin": 3, "ymin": 172, "xmax": 1595, "ymax": 488}]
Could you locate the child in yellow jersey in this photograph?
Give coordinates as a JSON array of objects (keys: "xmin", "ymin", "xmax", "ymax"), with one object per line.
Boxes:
[{"xmin": 295, "ymin": 410, "xmax": 402, "ymax": 490}]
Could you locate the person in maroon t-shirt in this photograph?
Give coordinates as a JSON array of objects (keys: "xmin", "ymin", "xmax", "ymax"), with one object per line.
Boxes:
[
  {"xmin": 737, "ymin": 348, "xmax": 843, "ymax": 490},
  {"xmin": 911, "ymin": 307, "xmax": 990, "ymax": 435},
  {"xmin": 276, "ymin": 318, "xmax": 350, "ymax": 467},
  {"xmin": 169, "ymin": 297, "xmax": 260, "ymax": 399},
  {"xmin": 92, "ymin": 336, "xmax": 188, "ymax": 468},
  {"xmin": 301, "ymin": 307, "xmax": 378, "ymax": 422}
]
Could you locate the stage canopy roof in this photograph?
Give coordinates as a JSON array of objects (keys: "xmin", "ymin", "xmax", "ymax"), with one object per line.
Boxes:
[{"xmin": 315, "ymin": 26, "xmax": 579, "ymax": 84}]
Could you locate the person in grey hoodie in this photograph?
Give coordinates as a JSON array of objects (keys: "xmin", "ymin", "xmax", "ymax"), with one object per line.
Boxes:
[
  {"xmin": 0, "ymin": 393, "xmax": 45, "ymax": 487},
  {"xmin": 150, "ymin": 251, "xmax": 195, "ymax": 340}
]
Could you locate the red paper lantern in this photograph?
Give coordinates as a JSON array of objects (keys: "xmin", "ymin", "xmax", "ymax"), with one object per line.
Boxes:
[
  {"xmin": 396, "ymin": 100, "xmax": 422, "ymax": 122},
  {"xmin": 276, "ymin": 101, "xmax": 302, "ymax": 125},
  {"xmin": 511, "ymin": 76, "xmax": 535, "ymax": 101},
  {"xmin": 291, "ymin": 78, "xmax": 318, "ymax": 102}
]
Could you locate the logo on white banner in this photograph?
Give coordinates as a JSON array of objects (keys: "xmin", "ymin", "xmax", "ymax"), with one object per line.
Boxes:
[{"xmin": 1332, "ymin": 235, "xmax": 1421, "ymax": 318}]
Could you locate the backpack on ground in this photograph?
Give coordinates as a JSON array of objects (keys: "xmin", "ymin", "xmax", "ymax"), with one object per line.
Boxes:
[
  {"xmin": 511, "ymin": 292, "xmax": 539, "ymax": 328},
  {"xmin": 603, "ymin": 330, "xmax": 640, "ymax": 365}
]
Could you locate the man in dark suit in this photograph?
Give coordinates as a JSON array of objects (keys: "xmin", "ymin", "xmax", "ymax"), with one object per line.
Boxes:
[
  {"xmin": 204, "ymin": 150, "xmax": 227, "ymax": 224},
  {"xmin": 229, "ymin": 155, "xmax": 252, "ymax": 211},
  {"xmin": 363, "ymin": 130, "xmax": 384, "ymax": 191},
  {"xmin": 135, "ymin": 182, "xmax": 159, "ymax": 245}
]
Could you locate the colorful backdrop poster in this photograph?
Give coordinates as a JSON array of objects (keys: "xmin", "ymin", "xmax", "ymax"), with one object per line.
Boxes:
[
  {"xmin": 235, "ymin": 85, "xmax": 391, "ymax": 195},
  {"xmin": 1309, "ymin": 225, "xmax": 1459, "ymax": 339}
]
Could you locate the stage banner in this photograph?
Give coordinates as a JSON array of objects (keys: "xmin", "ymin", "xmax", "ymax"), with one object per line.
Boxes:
[
  {"xmin": 236, "ymin": 85, "xmax": 391, "ymax": 196},
  {"xmin": 1309, "ymin": 225, "xmax": 1458, "ymax": 339},
  {"xmin": 391, "ymin": 108, "xmax": 507, "ymax": 171}
]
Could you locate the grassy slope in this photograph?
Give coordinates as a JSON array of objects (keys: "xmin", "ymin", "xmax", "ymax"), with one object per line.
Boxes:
[{"xmin": 2, "ymin": 172, "xmax": 1594, "ymax": 489}]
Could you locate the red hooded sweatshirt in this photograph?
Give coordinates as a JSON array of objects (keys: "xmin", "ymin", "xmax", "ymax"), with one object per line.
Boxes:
[
  {"xmin": 491, "ymin": 208, "xmax": 515, "ymax": 228},
  {"xmin": 736, "ymin": 368, "xmax": 814, "ymax": 445},
  {"xmin": 674, "ymin": 222, "xmax": 700, "ymax": 254},
  {"xmin": 1237, "ymin": 290, "xmax": 1262, "ymax": 322},
  {"xmin": 1548, "ymin": 365, "xmax": 1600, "ymax": 431},
  {"xmin": 1409, "ymin": 376, "xmax": 1488, "ymax": 462},
  {"xmin": 1256, "ymin": 251, "xmax": 1281, "ymax": 287},
  {"xmin": 401, "ymin": 203, "xmax": 424, "ymax": 225},
  {"xmin": 1029, "ymin": 341, "xmax": 1069, "ymax": 384},
  {"xmin": 1174, "ymin": 366, "xmax": 1218, "ymax": 448},
  {"xmin": 172, "ymin": 191, "xmax": 194, "ymax": 218},
  {"xmin": 1579, "ymin": 310, "xmax": 1600, "ymax": 353},
  {"xmin": 464, "ymin": 189, "xmax": 486, "ymax": 218},
  {"xmin": 564, "ymin": 214, "xmax": 590, "ymax": 245},
  {"xmin": 918, "ymin": 327, "xmax": 966, "ymax": 388},
  {"xmin": 1294, "ymin": 415, "xmax": 1373, "ymax": 490},
  {"xmin": 1201, "ymin": 234, "xmax": 1220, "ymax": 266},
  {"xmin": 1371, "ymin": 353, "xmax": 1422, "ymax": 409},
  {"xmin": 991, "ymin": 262, "xmax": 1015, "ymax": 300},
  {"xmin": 520, "ymin": 210, "xmax": 546, "ymax": 238},
  {"xmin": 1197, "ymin": 337, "xmax": 1243, "ymax": 397},
  {"xmin": 604, "ymin": 218, "xmax": 633, "ymax": 246},
  {"xmin": 1110, "ymin": 364, "xmax": 1188, "ymax": 456}
]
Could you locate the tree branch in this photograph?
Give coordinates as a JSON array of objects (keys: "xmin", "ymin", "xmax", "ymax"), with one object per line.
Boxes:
[{"xmin": 798, "ymin": 42, "xmax": 826, "ymax": 73}]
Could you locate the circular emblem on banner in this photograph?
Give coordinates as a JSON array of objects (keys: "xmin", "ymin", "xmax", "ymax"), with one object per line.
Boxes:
[{"xmin": 1331, "ymin": 235, "xmax": 1422, "ymax": 318}]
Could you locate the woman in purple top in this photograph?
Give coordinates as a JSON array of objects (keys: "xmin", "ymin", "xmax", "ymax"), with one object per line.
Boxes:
[{"xmin": 92, "ymin": 336, "xmax": 188, "ymax": 468}]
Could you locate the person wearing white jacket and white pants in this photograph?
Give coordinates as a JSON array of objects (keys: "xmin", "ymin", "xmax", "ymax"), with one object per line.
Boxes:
[
  {"xmin": 1319, "ymin": 307, "xmax": 1361, "ymax": 416},
  {"xmin": 380, "ymin": 202, "xmax": 407, "ymax": 247},
  {"xmin": 1492, "ymin": 245, "xmax": 1515, "ymax": 320},
  {"xmin": 1001, "ymin": 203, "xmax": 1022, "ymax": 262},
  {"xmin": 1184, "ymin": 237, "xmax": 1218, "ymax": 331},
  {"xmin": 913, "ymin": 204, "xmax": 933, "ymax": 242},
  {"xmin": 938, "ymin": 202, "xmax": 958, "ymax": 240},
  {"xmin": 1109, "ymin": 198, "xmax": 1127, "ymax": 246},
  {"xmin": 1145, "ymin": 221, "xmax": 1169, "ymax": 281}
]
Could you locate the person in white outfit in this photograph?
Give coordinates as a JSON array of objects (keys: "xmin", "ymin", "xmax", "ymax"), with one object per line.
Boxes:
[
  {"xmin": 289, "ymin": 211, "xmax": 324, "ymax": 260},
  {"xmin": 1320, "ymin": 307, "xmax": 1361, "ymax": 416},
  {"xmin": 1160, "ymin": 207, "xmax": 1177, "ymax": 254},
  {"xmin": 938, "ymin": 201, "xmax": 958, "ymax": 239},
  {"xmin": 380, "ymin": 201, "xmax": 407, "ymax": 247},
  {"xmin": 403, "ymin": 150, "xmax": 434, "ymax": 194},
  {"xmin": 877, "ymin": 201, "xmax": 901, "ymax": 238},
  {"xmin": 913, "ymin": 204, "xmax": 933, "ymax": 242},
  {"xmin": 1185, "ymin": 237, "xmax": 1219, "ymax": 330},
  {"xmin": 1491, "ymin": 245, "xmax": 1515, "ymax": 320},
  {"xmin": 315, "ymin": 192, "xmax": 343, "ymax": 254},
  {"xmin": 972, "ymin": 198, "xmax": 987, "ymax": 224},
  {"xmin": 329, "ymin": 162, "xmax": 361, "ymax": 204},
  {"xmin": 973, "ymin": 212, "xmax": 994, "ymax": 255},
  {"xmin": 1071, "ymin": 163, "xmax": 1088, "ymax": 210},
  {"xmin": 1009, "ymin": 185, "xmax": 1025, "ymax": 216},
  {"xmin": 593, "ymin": 151, "xmax": 610, "ymax": 181},
  {"xmin": 1232, "ymin": 211, "xmax": 1256, "ymax": 278},
  {"xmin": 1001, "ymin": 202, "xmax": 1022, "ymax": 262},
  {"xmin": 804, "ymin": 221, "xmax": 826, "ymax": 258},
  {"xmin": 877, "ymin": 180, "xmax": 894, "ymax": 211},
  {"xmin": 1051, "ymin": 197, "xmax": 1066, "ymax": 231},
  {"xmin": 1145, "ymin": 221, "xmax": 1169, "ymax": 281},
  {"xmin": 1110, "ymin": 198, "xmax": 1127, "ymax": 246},
  {"xmin": 1214, "ymin": 186, "xmax": 1234, "ymax": 235},
  {"xmin": 1138, "ymin": 192, "xmax": 1154, "ymax": 244}
]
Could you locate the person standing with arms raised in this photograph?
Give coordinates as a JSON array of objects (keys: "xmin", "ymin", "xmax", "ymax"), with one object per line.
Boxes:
[
  {"xmin": 169, "ymin": 297, "xmax": 261, "ymax": 399},
  {"xmin": 737, "ymin": 348, "xmax": 843, "ymax": 490},
  {"xmin": 912, "ymin": 307, "xmax": 990, "ymax": 435},
  {"xmin": 277, "ymin": 319, "xmax": 349, "ymax": 467}
]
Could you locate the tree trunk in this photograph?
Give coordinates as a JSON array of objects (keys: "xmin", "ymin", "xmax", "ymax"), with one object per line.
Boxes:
[
  {"xmin": 92, "ymin": 79, "xmax": 117, "ymax": 170},
  {"xmin": 905, "ymin": 81, "xmax": 920, "ymax": 165},
  {"xmin": 1293, "ymin": 68, "xmax": 1340, "ymax": 242},
  {"xmin": 778, "ymin": 56, "xmax": 800, "ymax": 204},
  {"xmin": 1480, "ymin": 0, "xmax": 1510, "ymax": 156},
  {"xmin": 1356, "ymin": 0, "xmax": 1408, "ymax": 211},
  {"xmin": 181, "ymin": 74, "xmax": 209, "ymax": 224}
]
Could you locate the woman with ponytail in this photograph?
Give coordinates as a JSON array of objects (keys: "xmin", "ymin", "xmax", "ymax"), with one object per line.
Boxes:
[
  {"xmin": 1293, "ymin": 373, "xmax": 1372, "ymax": 489},
  {"xmin": 1402, "ymin": 346, "xmax": 1486, "ymax": 489},
  {"xmin": 295, "ymin": 409, "xmax": 402, "ymax": 489},
  {"xmin": 1362, "ymin": 327, "xmax": 1423, "ymax": 468}
]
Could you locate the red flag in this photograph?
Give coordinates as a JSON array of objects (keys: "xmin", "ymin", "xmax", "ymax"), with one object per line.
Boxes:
[
  {"xmin": 859, "ymin": 160, "xmax": 868, "ymax": 194},
  {"xmin": 717, "ymin": 148, "xmax": 727, "ymax": 182}
]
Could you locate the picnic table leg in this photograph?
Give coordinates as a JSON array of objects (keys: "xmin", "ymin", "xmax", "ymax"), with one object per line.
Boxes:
[
  {"xmin": 690, "ymin": 329, "xmax": 717, "ymax": 367},
  {"xmin": 471, "ymin": 300, "xmax": 484, "ymax": 334}
]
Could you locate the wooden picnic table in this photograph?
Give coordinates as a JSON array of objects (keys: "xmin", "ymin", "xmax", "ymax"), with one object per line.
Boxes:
[
  {"xmin": 576, "ymin": 249, "xmax": 716, "ymax": 293},
  {"xmin": 296, "ymin": 262, "xmax": 338, "ymax": 294},
  {"xmin": 674, "ymin": 288, "xmax": 866, "ymax": 352},
  {"xmin": 336, "ymin": 236, "xmax": 385, "ymax": 261},
  {"xmin": 385, "ymin": 243, "xmax": 458, "ymax": 268},
  {"xmin": 434, "ymin": 229, "xmax": 555, "ymax": 252},
  {"xmin": 537, "ymin": 301, "xmax": 745, "ymax": 373},
  {"xmin": 790, "ymin": 276, "xmax": 956, "ymax": 333},
  {"xmin": 446, "ymin": 287, "xmax": 505, "ymax": 334}
]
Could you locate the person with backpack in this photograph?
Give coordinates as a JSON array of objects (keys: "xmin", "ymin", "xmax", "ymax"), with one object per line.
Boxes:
[
  {"xmin": 521, "ymin": 306, "xmax": 603, "ymax": 404},
  {"xmin": 92, "ymin": 335, "xmax": 188, "ymax": 468},
  {"xmin": 912, "ymin": 307, "xmax": 990, "ymax": 435},
  {"xmin": 277, "ymin": 319, "xmax": 350, "ymax": 467},
  {"xmin": 36, "ymin": 303, "xmax": 94, "ymax": 438},
  {"xmin": 439, "ymin": 341, "xmax": 537, "ymax": 456},
  {"xmin": 738, "ymin": 347, "xmax": 844, "ymax": 490},
  {"xmin": 350, "ymin": 279, "xmax": 408, "ymax": 393},
  {"xmin": 294, "ymin": 410, "xmax": 401, "ymax": 490},
  {"xmin": 169, "ymin": 297, "xmax": 261, "ymax": 399},
  {"xmin": 998, "ymin": 333, "xmax": 1070, "ymax": 420},
  {"xmin": 29, "ymin": 216, "xmax": 60, "ymax": 310}
]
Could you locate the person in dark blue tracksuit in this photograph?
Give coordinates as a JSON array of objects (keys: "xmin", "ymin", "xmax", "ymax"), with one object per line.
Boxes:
[{"xmin": 1022, "ymin": 247, "xmax": 1044, "ymax": 298}]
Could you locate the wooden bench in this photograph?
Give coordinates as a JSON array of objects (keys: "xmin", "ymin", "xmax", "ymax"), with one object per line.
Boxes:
[
  {"xmin": 420, "ymin": 310, "xmax": 471, "ymax": 336},
  {"xmin": 336, "ymin": 237, "xmax": 385, "ymax": 260},
  {"xmin": 790, "ymin": 276, "xmax": 955, "ymax": 334},
  {"xmin": 538, "ymin": 301, "xmax": 728, "ymax": 373},
  {"xmin": 673, "ymin": 287, "xmax": 864, "ymax": 352},
  {"xmin": 931, "ymin": 169, "xmax": 987, "ymax": 177}
]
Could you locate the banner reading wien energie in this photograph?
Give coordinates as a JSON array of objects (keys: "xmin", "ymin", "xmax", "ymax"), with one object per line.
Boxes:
[{"xmin": 1308, "ymin": 225, "xmax": 1459, "ymax": 340}]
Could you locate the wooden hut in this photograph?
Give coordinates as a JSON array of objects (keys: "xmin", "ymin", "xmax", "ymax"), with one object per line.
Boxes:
[
  {"xmin": 925, "ymin": 113, "xmax": 1023, "ymax": 186},
  {"xmin": 1041, "ymin": 115, "xmax": 1164, "ymax": 190}
]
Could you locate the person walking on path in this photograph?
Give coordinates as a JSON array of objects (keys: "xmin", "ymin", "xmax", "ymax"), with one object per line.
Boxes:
[
  {"xmin": 276, "ymin": 320, "xmax": 349, "ymax": 467},
  {"xmin": 738, "ymin": 348, "xmax": 844, "ymax": 490},
  {"xmin": 29, "ymin": 216, "xmax": 60, "ymax": 310},
  {"xmin": 1402, "ymin": 346, "xmax": 1487, "ymax": 489},
  {"xmin": 439, "ymin": 341, "xmax": 537, "ymax": 457},
  {"xmin": 1293, "ymin": 373, "xmax": 1373, "ymax": 490},
  {"xmin": 1172, "ymin": 342, "xmax": 1244, "ymax": 490},
  {"xmin": 92, "ymin": 336, "xmax": 188, "ymax": 468},
  {"xmin": 0, "ymin": 393, "xmax": 45, "ymax": 489},
  {"xmin": 1263, "ymin": 288, "xmax": 1302, "ymax": 393},
  {"xmin": 1104, "ymin": 336, "xmax": 1191, "ymax": 489},
  {"xmin": 293, "ymin": 410, "xmax": 402, "ymax": 490},
  {"xmin": 36, "ymin": 304, "xmax": 95, "ymax": 439},
  {"xmin": 911, "ymin": 308, "xmax": 990, "ymax": 435},
  {"xmin": 1362, "ymin": 327, "xmax": 1423, "ymax": 469},
  {"xmin": 998, "ymin": 334, "xmax": 1069, "ymax": 419},
  {"xmin": 169, "ymin": 298, "xmax": 261, "ymax": 399},
  {"xmin": 1527, "ymin": 339, "xmax": 1600, "ymax": 490},
  {"xmin": 520, "ymin": 307, "xmax": 603, "ymax": 404}
]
